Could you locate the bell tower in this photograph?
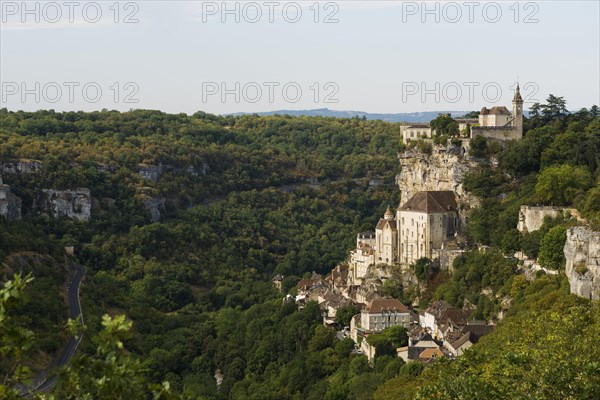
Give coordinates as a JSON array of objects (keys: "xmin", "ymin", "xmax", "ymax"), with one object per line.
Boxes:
[{"xmin": 512, "ymin": 84, "xmax": 524, "ymax": 139}]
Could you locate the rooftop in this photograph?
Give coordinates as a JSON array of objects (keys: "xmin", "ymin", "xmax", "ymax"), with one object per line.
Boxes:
[
  {"xmin": 399, "ymin": 191, "xmax": 458, "ymax": 213},
  {"xmin": 365, "ymin": 298, "xmax": 409, "ymax": 313}
]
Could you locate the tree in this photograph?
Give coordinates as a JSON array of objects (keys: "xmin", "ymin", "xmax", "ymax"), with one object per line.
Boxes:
[
  {"xmin": 529, "ymin": 102, "xmax": 542, "ymax": 119},
  {"xmin": 535, "ymin": 164, "xmax": 592, "ymax": 205},
  {"xmin": 537, "ymin": 225, "xmax": 567, "ymax": 270},
  {"xmin": 501, "ymin": 229, "xmax": 522, "ymax": 255},
  {"xmin": 335, "ymin": 305, "xmax": 358, "ymax": 327},
  {"xmin": 0, "ymin": 274, "xmax": 34, "ymax": 400},
  {"xmin": 382, "ymin": 278, "xmax": 403, "ymax": 299},
  {"xmin": 308, "ymin": 325, "xmax": 335, "ymax": 352},
  {"xmin": 412, "ymin": 258, "xmax": 438, "ymax": 283},
  {"xmin": 469, "ymin": 134, "xmax": 488, "ymax": 158},
  {"xmin": 541, "ymin": 94, "xmax": 569, "ymax": 120},
  {"xmin": 430, "ymin": 114, "xmax": 459, "ymax": 137},
  {"xmin": 0, "ymin": 275, "xmax": 182, "ymax": 400}
]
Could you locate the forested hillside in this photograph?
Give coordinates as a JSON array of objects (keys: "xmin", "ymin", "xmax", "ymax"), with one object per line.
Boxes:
[
  {"xmin": 1, "ymin": 110, "xmax": 404, "ymax": 398},
  {"xmin": 1, "ymin": 101, "xmax": 600, "ymax": 399}
]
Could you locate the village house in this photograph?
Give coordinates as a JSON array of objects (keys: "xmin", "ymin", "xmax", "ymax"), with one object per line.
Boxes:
[
  {"xmin": 307, "ymin": 286, "xmax": 353, "ymax": 326},
  {"xmin": 398, "ymin": 329, "xmax": 445, "ymax": 363},
  {"xmin": 272, "ymin": 274, "xmax": 284, "ymax": 292},
  {"xmin": 325, "ymin": 264, "xmax": 349, "ymax": 293},
  {"xmin": 443, "ymin": 321, "xmax": 495, "ymax": 356},
  {"xmin": 360, "ymin": 298, "xmax": 411, "ymax": 332},
  {"xmin": 348, "ymin": 231, "xmax": 376, "ymax": 283},
  {"xmin": 297, "ymin": 272, "xmax": 324, "ymax": 296},
  {"xmin": 419, "ymin": 300, "xmax": 472, "ymax": 341}
]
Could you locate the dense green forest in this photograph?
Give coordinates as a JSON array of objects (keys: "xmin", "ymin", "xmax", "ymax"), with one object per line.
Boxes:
[{"xmin": 1, "ymin": 99, "xmax": 599, "ymax": 399}]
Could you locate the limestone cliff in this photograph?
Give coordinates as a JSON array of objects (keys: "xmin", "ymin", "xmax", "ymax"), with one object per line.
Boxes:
[
  {"xmin": 1, "ymin": 159, "xmax": 42, "ymax": 174},
  {"xmin": 137, "ymin": 187, "xmax": 165, "ymax": 222},
  {"xmin": 517, "ymin": 205, "xmax": 564, "ymax": 233},
  {"xmin": 0, "ymin": 181, "xmax": 22, "ymax": 221},
  {"xmin": 396, "ymin": 142, "xmax": 479, "ymax": 208},
  {"xmin": 564, "ymin": 226, "xmax": 600, "ymax": 300},
  {"xmin": 138, "ymin": 164, "xmax": 163, "ymax": 181},
  {"xmin": 35, "ymin": 189, "xmax": 92, "ymax": 221}
]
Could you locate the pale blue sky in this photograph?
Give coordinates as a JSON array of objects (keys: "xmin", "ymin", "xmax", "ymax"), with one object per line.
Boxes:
[{"xmin": 1, "ymin": 1, "xmax": 599, "ymax": 114}]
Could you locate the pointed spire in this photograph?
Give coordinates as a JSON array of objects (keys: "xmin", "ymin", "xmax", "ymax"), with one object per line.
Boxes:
[
  {"xmin": 513, "ymin": 83, "xmax": 523, "ymax": 103},
  {"xmin": 384, "ymin": 205, "xmax": 394, "ymax": 219}
]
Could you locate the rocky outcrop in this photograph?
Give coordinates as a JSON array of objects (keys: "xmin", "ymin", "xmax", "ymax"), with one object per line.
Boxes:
[
  {"xmin": 564, "ymin": 226, "xmax": 600, "ymax": 300},
  {"xmin": 396, "ymin": 142, "xmax": 480, "ymax": 209},
  {"xmin": 138, "ymin": 164, "xmax": 163, "ymax": 181},
  {"xmin": 517, "ymin": 206, "xmax": 564, "ymax": 233},
  {"xmin": 0, "ymin": 179, "xmax": 22, "ymax": 221},
  {"xmin": 1, "ymin": 159, "xmax": 41, "ymax": 174},
  {"xmin": 137, "ymin": 187, "xmax": 165, "ymax": 222},
  {"xmin": 35, "ymin": 189, "xmax": 92, "ymax": 221}
]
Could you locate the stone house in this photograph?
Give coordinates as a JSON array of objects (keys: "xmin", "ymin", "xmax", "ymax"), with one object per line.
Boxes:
[
  {"xmin": 360, "ymin": 298, "xmax": 411, "ymax": 332},
  {"xmin": 443, "ymin": 322, "xmax": 494, "ymax": 356},
  {"xmin": 349, "ymin": 231, "xmax": 376, "ymax": 282},
  {"xmin": 419, "ymin": 300, "xmax": 471, "ymax": 341}
]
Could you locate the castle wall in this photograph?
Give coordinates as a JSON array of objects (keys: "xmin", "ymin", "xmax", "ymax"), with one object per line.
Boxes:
[{"xmin": 471, "ymin": 126, "xmax": 521, "ymax": 141}]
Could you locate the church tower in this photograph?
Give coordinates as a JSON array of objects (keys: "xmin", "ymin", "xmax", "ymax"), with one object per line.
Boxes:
[{"xmin": 512, "ymin": 84, "xmax": 524, "ymax": 139}]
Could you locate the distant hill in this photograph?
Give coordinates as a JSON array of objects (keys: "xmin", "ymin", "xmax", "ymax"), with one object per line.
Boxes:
[{"xmin": 227, "ymin": 108, "xmax": 475, "ymax": 123}]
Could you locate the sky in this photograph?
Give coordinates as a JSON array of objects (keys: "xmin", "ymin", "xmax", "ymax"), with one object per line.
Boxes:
[{"xmin": 1, "ymin": 0, "xmax": 599, "ymax": 115}]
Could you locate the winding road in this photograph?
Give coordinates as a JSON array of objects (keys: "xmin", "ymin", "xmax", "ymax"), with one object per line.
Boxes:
[{"xmin": 17, "ymin": 263, "xmax": 86, "ymax": 398}]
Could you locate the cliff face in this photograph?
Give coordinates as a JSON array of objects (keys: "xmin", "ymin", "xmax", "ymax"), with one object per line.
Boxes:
[
  {"xmin": 396, "ymin": 143, "xmax": 479, "ymax": 208},
  {"xmin": 138, "ymin": 164, "xmax": 163, "ymax": 181},
  {"xmin": 517, "ymin": 206, "xmax": 563, "ymax": 233},
  {"xmin": 564, "ymin": 226, "xmax": 600, "ymax": 300},
  {"xmin": 0, "ymin": 183, "xmax": 22, "ymax": 221},
  {"xmin": 35, "ymin": 189, "xmax": 92, "ymax": 221},
  {"xmin": 137, "ymin": 187, "xmax": 166, "ymax": 222},
  {"xmin": 1, "ymin": 159, "xmax": 42, "ymax": 174}
]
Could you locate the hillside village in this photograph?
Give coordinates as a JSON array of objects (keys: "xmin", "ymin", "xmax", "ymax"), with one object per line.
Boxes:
[{"xmin": 275, "ymin": 86, "xmax": 600, "ymax": 364}]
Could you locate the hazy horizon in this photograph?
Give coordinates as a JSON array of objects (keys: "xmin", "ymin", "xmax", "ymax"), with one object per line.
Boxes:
[{"xmin": 2, "ymin": 1, "xmax": 599, "ymax": 114}]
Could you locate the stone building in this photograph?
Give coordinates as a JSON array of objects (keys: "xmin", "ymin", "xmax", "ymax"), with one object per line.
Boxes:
[
  {"xmin": 348, "ymin": 231, "xmax": 376, "ymax": 282},
  {"xmin": 471, "ymin": 85, "xmax": 523, "ymax": 141},
  {"xmin": 375, "ymin": 206, "xmax": 399, "ymax": 265},
  {"xmin": 400, "ymin": 123, "xmax": 432, "ymax": 142},
  {"xmin": 397, "ymin": 191, "xmax": 459, "ymax": 265},
  {"xmin": 400, "ymin": 118, "xmax": 477, "ymax": 143},
  {"xmin": 359, "ymin": 298, "xmax": 411, "ymax": 332}
]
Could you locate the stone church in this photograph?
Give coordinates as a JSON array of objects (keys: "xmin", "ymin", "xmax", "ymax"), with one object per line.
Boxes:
[{"xmin": 366, "ymin": 190, "xmax": 460, "ymax": 268}]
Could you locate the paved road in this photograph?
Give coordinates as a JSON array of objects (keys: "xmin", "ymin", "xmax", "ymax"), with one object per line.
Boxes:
[{"xmin": 17, "ymin": 263, "xmax": 86, "ymax": 398}]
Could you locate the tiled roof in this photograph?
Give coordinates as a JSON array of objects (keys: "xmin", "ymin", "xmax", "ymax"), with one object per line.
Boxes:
[
  {"xmin": 375, "ymin": 218, "xmax": 397, "ymax": 231},
  {"xmin": 481, "ymin": 106, "xmax": 511, "ymax": 116},
  {"xmin": 365, "ymin": 298, "xmax": 409, "ymax": 313},
  {"xmin": 419, "ymin": 347, "xmax": 444, "ymax": 359},
  {"xmin": 450, "ymin": 331, "xmax": 473, "ymax": 349},
  {"xmin": 399, "ymin": 191, "xmax": 457, "ymax": 213}
]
